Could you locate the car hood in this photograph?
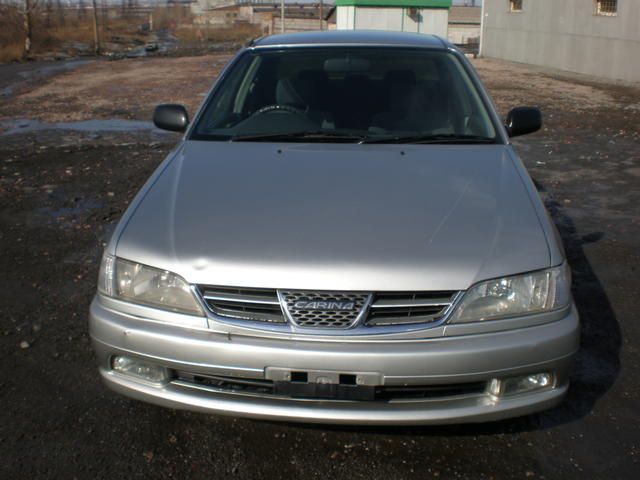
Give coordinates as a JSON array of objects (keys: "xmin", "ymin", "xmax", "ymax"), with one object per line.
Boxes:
[{"xmin": 115, "ymin": 141, "xmax": 550, "ymax": 291}]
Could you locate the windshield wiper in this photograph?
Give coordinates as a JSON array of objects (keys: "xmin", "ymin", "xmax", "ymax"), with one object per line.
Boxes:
[
  {"xmin": 230, "ymin": 131, "xmax": 365, "ymax": 143},
  {"xmin": 361, "ymin": 134, "xmax": 498, "ymax": 144}
]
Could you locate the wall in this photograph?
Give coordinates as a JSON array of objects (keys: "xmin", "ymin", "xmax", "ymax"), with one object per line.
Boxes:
[
  {"xmin": 337, "ymin": 6, "xmax": 449, "ymax": 36},
  {"xmin": 191, "ymin": 0, "xmax": 235, "ymax": 16},
  {"xmin": 337, "ymin": 6, "xmax": 357, "ymax": 29},
  {"xmin": 272, "ymin": 17, "xmax": 331, "ymax": 33},
  {"xmin": 193, "ymin": 5, "xmax": 331, "ymax": 34},
  {"xmin": 192, "ymin": 6, "xmax": 240, "ymax": 26},
  {"xmin": 448, "ymin": 24, "xmax": 480, "ymax": 44},
  {"xmin": 401, "ymin": 8, "xmax": 449, "ymax": 36},
  {"xmin": 481, "ymin": 0, "xmax": 640, "ymax": 82}
]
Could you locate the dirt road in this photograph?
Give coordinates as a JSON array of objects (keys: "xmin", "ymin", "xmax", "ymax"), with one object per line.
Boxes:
[{"xmin": 0, "ymin": 55, "xmax": 639, "ymax": 479}]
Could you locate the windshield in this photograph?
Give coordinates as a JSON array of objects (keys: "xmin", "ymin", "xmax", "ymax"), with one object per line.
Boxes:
[{"xmin": 191, "ymin": 47, "xmax": 498, "ymax": 143}]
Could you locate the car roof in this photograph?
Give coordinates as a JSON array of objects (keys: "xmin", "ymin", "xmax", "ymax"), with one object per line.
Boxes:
[{"xmin": 251, "ymin": 30, "xmax": 450, "ymax": 49}]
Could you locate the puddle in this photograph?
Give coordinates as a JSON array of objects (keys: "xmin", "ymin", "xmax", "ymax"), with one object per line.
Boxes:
[
  {"xmin": 126, "ymin": 47, "xmax": 149, "ymax": 58},
  {"xmin": 155, "ymin": 29, "xmax": 179, "ymax": 53},
  {"xmin": 0, "ymin": 85, "xmax": 14, "ymax": 98},
  {"xmin": 18, "ymin": 60, "xmax": 90, "ymax": 80},
  {"xmin": 39, "ymin": 198, "xmax": 104, "ymax": 219},
  {"xmin": 0, "ymin": 59, "xmax": 90, "ymax": 98},
  {"xmin": 107, "ymin": 29, "xmax": 178, "ymax": 59},
  {"xmin": 0, "ymin": 118, "xmax": 167, "ymax": 136}
]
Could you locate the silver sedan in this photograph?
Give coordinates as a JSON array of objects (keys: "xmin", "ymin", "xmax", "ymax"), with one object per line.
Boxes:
[{"xmin": 90, "ymin": 30, "xmax": 579, "ymax": 425}]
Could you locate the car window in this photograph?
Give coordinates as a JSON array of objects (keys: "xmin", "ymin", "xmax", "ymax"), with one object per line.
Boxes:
[{"xmin": 191, "ymin": 47, "xmax": 497, "ymax": 142}]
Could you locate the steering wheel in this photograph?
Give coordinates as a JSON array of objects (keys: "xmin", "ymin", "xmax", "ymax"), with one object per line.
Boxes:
[{"xmin": 255, "ymin": 104, "xmax": 307, "ymax": 116}]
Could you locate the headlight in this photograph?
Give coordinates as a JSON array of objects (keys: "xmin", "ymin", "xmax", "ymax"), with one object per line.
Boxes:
[
  {"xmin": 98, "ymin": 254, "xmax": 203, "ymax": 316},
  {"xmin": 449, "ymin": 264, "xmax": 571, "ymax": 323}
]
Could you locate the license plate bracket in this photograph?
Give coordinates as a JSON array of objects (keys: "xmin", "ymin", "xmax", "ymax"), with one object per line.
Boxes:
[
  {"xmin": 274, "ymin": 381, "xmax": 375, "ymax": 401},
  {"xmin": 266, "ymin": 367, "xmax": 381, "ymax": 401}
]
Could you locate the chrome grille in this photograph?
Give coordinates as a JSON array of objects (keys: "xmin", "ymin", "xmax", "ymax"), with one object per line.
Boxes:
[
  {"xmin": 197, "ymin": 285, "xmax": 459, "ymax": 330},
  {"xmin": 367, "ymin": 291, "xmax": 458, "ymax": 326},
  {"xmin": 199, "ymin": 286, "xmax": 285, "ymax": 323},
  {"xmin": 279, "ymin": 291, "xmax": 372, "ymax": 329}
]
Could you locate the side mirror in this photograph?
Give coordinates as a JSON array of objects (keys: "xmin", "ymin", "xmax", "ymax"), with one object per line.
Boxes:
[
  {"xmin": 505, "ymin": 107, "xmax": 541, "ymax": 137},
  {"xmin": 153, "ymin": 104, "xmax": 189, "ymax": 132}
]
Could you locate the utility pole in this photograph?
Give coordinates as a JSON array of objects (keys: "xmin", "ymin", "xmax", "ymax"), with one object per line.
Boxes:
[
  {"xmin": 319, "ymin": 0, "xmax": 323, "ymax": 30},
  {"xmin": 23, "ymin": 0, "xmax": 33, "ymax": 58},
  {"xmin": 20, "ymin": 0, "xmax": 39, "ymax": 59},
  {"xmin": 478, "ymin": 0, "xmax": 485, "ymax": 58},
  {"xmin": 91, "ymin": 0, "xmax": 100, "ymax": 55},
  {"xmin": 280, "ymin": 0, "xmax": 284, "ymax": 33}
]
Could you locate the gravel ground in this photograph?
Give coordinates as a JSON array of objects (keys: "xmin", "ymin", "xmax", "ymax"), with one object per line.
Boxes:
[{"xmin": 0, "ymin": 55, "xmax": 639, "ymax": 479}]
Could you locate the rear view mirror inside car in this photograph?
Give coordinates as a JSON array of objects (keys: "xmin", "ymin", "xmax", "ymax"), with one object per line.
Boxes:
[{"xmin": 324, "ymin": 57, "xmax": 371, "ymax": 73}]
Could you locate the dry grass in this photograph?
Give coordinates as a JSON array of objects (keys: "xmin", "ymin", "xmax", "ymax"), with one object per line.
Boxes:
[
  {"xmin": 0, "ymin": 5, "xmax": 23, "ymax": 62},
  {"xmin": 38, "ymin": 20, "xmax": 97, "ymax": 50},
  {"xmin": 0, "ymin": 43, "xmax": 24, "ymax": 64},
  {"xmin": 1, "ymin": 5, "xmax": 261, "ymax": 63},
  {"xmin": 0, "ymin": 5, "xmax": 99, "ymax": 62},
  {"xmin": 151, "ymin": 5, "xmax": 193, "ymax": 31},
  {"xmin": 175, "ymin": 23, "xmax": 262, "ymax": 47}
]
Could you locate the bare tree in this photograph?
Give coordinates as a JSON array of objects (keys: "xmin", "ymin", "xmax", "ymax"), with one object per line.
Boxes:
[
  {"xmin": 19, "ymin": 0, "xmax": 40, "ymax": 59},
  {"xmin": 280, "ymin": 0, "xmax": 284, "ymax": 33},
  {"xmin": 101, "ymin": 0, "xmax": 108, "ymax": 33},
  {"xmin": 55, "ymin": 0, "xmax": 65, "ymax": 27},
  {"xmin": 91, "ymin": 0, "xmax": 100, "ymax": 55},
  {"xmin": 45, "ymin": 0, "xmax": 52, "ymax": 28}
]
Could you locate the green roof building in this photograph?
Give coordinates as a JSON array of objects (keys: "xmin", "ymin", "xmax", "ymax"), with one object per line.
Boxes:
[{"xmin": 335, "ymin": 0, "xmax": 452, "ymax": 37}]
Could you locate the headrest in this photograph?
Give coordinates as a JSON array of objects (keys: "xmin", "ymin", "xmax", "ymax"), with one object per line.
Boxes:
[{"xmin": 384, "ymin": 70, "xmax": 417, "ymax": 87}]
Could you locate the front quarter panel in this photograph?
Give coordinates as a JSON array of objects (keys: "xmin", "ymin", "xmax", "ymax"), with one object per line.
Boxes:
[
  {"xmin": 506, "ymin": 146, "xmax": 566, "ymax": 266},
  {"xmin": 453, "ymin": 48, "xmax": 564, "ymax": 266},
  {"xmin": 106, "ymin": 48, "xmax": 247, "ymax": 256},
  {"xmin": 105, "ymin": 142, "xmax": 185, "ymax": 256}
]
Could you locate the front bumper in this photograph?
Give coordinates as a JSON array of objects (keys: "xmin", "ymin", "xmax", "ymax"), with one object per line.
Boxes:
[{"xmin": 90, "ymin": 297, "xmax": 579, "ymax": 425}]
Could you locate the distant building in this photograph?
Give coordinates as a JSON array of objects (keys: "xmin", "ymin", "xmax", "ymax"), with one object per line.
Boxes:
[
  {"xmin": 191, "ymin": 0, "xmax": 234, "ymax": 15},
  {"xmin": 480, "ymin": 0, "xmax": 640, "ymax": 82},
  {"xmin": 189, "ymin": 2, "xmax": 335, "ymax": 33},
  {"xmin": 249, "ymin": 3, "xmax": 334, "ymax": 33},
  {"xmin": 448, "ymin": 5, "xmax": 480, "ymax": 45},
  {"xmin": 336, "ymin": 0, "xmax": 452, "ymax": 38}
]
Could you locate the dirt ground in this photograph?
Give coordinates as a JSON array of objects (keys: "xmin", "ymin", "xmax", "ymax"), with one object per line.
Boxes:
[
  {"xmin": 0, "ymin": 54, "xmax": 639, "ymax": 479},
  {"xmin": 0, "ymin": 55, "xmax": 232, "ymax": 122}
]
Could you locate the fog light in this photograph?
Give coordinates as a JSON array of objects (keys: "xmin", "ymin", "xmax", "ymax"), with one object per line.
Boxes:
[
  {"xmin": 112, "ymin": 356, "xmax": 170, "ymax": 384},
  {"xmin": 488, "ymin": 373, "xmax": 554, "ymax": 397}
]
